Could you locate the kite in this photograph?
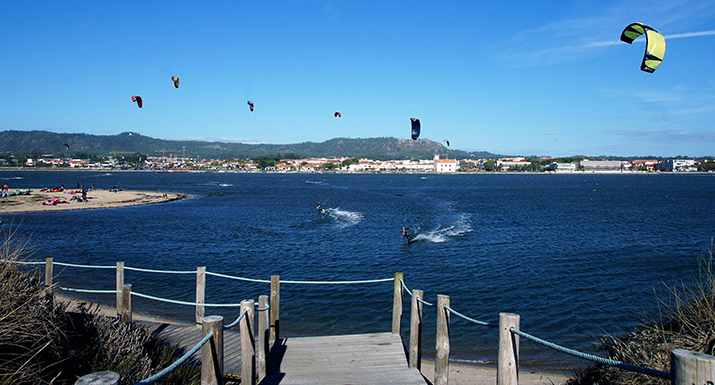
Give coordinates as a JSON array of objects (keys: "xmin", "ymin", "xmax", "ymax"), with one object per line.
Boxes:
[
  {"xmin": 620, "ymin": 22, "xmax": 665, "ymax": 73},
  {"xmin": 410, "ymin": 118, "xmax": 420, "ymax": 140},
  {"xmin": 444, "ymin": 140, "xmax": 450, "ymax": 147},
  {"xmin": 334, "ymin": 112, "xmax": 342, "ymax": 118},
  {"xmin": 131, "ymin": 95, "xmax": 143, "ymax": 108},
  {"xmin": 172, "ymin": 76, "xmax": 180, "ymax": 88},
  {"xmin": 247, "ymin": 101, "xmax": 254, "ymax": 112},
  {"xmin": 63, "ymin": 144, "xmax": 69, "ymax": 152}
]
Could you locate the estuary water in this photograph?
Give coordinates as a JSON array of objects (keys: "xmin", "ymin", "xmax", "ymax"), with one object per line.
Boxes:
[{"xmin": 2, "ymin": 170, "xmax": 714, "ymax": 370}]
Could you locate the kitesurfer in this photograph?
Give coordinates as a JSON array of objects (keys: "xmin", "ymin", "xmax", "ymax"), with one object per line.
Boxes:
[
  {"xmin": 401, "ymin": 226, "xmax": 412, "ymax": 243},
  {"xmin": 317, "ymin": 202, "xmax": 324, "ymax": 213}
]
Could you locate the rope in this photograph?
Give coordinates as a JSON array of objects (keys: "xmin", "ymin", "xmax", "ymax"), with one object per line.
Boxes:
[
  {"xmin": 256, "ymin": 306, "xmax": 269, "ymax": 311},
  {"xmin": 0, "ymin": 260, "xmax": 46, "ymax": 265},
  {"xmin": 56, "ymin": 286, "xmax": 119, "ymax": 295},
  {"xmin": 510, "ymin": 328, "xmax": 672, "ymax": 380},
  {"xmin": 280, "ymin": 277, "xmax": 394, "ymax": 284},
  {"xmin": 131, "ymin": 291, "xmax": 242, "ymax": 308},
  {"xmin": 417, "ymin": 298, "xmax": 435, "ymax": 307},
  {"xmin": 124, "ymin": 266, "xmax": 196, "ymax": 274},
  {"xmin": 444, "ymin": 305, "xmax": 496, "ymax": 327},
  {"xmin": 205, "ymin": 271, "xmax": 271, "ymax": 283},
  {"xmin": 400, "ymin": 279, "xmax": 412, "ymax": 296},
  {"xmin": 135, "ymin": 331, "xmax": 214, "ymax": 385},
  {"xmin": 54, "ymin": 262, "xmax": 115, "ymax": 269},
  {"xmin": 224, "ymin": 309, "xmax": 248, "ymax": 329}
]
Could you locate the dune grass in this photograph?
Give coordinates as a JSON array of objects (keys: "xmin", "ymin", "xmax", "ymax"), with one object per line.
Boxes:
[
  {"xmin": 567, "ymin": 243, "xmax": 715, "ymax": 385},
  {"xmin": 0, "ymin": 230, "xmax": 201, "ymax": 385}
]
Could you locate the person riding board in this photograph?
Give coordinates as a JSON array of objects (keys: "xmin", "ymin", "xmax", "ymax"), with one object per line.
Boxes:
[
  {"xmin": 401, "ymin": 226, "xmax": 412, "ymax": 243},
  {"xmin": 317, "ymin": 202, "xmax": 324, "ymax": 213}
]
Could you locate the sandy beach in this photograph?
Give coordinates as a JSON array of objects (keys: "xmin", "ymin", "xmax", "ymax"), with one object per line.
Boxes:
[{"xmin": 0, "ymin": 188, "xmax": 188, "ymax": 213}]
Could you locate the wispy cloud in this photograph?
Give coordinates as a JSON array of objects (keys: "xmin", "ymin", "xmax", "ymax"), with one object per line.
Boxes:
[
  {"xmin": 666, "ymin": 30, "xmax": 715, "ymax": 39},
  {"xmin": 608, "ymin": 129, "xmax": 715, "ymax": 142},
  {"xmin": 174, "ymin": 136, "xmax": 263, "ymax": 144}
]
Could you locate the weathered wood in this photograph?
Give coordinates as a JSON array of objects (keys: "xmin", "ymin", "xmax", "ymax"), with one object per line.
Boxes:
[
  {"xmin": 120, "ymin": 284, "xmax": 132, "ymax": 324},
  {"xmin": 257, "ymin": 295, "xmax": 269, "ymax": 380},
  {"xmin": 45, "ymin": 257, "xmax": 53, "ymax": 291},
  {"xmin": 201, "ymin": 315, "xmax": 224, "ymax": 385},
  {"xmin": 240, "ymin": 300, "xmax": 256, "ymax": 385},
  {"xmin": 75, "ymin": 370, "xmax": 120, "ymax": 385},
  {"xmin": 672, "ymin": 349, "xmax": 715, "ymax": 385},
  {"xmin": 196, "ymin": 266, "xmax": 206, "ymax": 325},
  {"xmin": 261, "ymin": 333, "xmax": 426, "ymax": 385},
  {"xmin": 435, "ymin": 294, "xmax": 450, "ymax": 385},
  {"xmin": 115, "ymin": 262, "xmax": 124, "ymax": 311},
  {"xmin": 270, "ymin": 275, "xmax": 280, "ymax": 341},
  {"xmin": 409, "ymin": 289, "xmax": 423, "ymax": 370},
  {"xmin": 497, "ymin": 312, "xmax": 520, "ymax": 385},
  {"xmin": 392, "ymin": 272, "xmax": 404, "ymax": 334}
]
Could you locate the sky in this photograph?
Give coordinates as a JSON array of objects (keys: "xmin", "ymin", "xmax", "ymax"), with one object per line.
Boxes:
[{"xmin": 1, "ymin": 1, "xmax": 714, "ymax": 157}]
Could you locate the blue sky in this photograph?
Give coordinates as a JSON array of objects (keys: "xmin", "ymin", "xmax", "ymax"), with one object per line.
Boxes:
[{"xmin": 1, "ymin": 1, "xmax": 714, "ymax": 157}]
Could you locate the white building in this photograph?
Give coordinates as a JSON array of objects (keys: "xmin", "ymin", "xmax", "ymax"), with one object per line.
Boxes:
[
  {"xmin": 434, "ymin": 155, "xmax": 457, "ymax": 173},
  {"xmin": 548, "ymin": 162, "xmax": 577, "ymax": 172}
]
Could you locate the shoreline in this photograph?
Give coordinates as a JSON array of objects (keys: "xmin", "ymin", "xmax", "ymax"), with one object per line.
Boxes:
[{"xmin": 0, "ymin": 188, "xmax": 188, "ymax": 213}]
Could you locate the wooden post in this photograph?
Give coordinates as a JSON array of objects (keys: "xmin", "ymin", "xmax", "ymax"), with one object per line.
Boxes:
[
  {"xmin": 497, "ymin": 312, "xmax": 520, "ymax": 385},
  {"xmin": 45, "ymin": 257, "xmax": 53, "ymax": 289},
  {"xmin": 392, "ymin": 272, "xmax": 404, "ymax": 334},
  {"xmin": 257, "ymin": 295, "xmax": 269, "ymax": 380},
  {"xmin": 201, "ymin": 315, "xmax": 224, "ymax": 385},
  {"xmin": 672, "ymin": 349, "xmax": 715, "ymax": 385},
  {"xmin": 75, "ymin": 371, "xmax": 120, "ymax": 385},
  {"xmin": 196, "ymin": 266, "xmax": 206, "ymax": 325},
  {"xmin": 120, "ymin": 284, "xmax": 132, "ymax": 324},
  {"xmin": 116, "ymin": 262, "xmax": 124, "ymax": 310},
  {"xmin": 270, "ymin": 275, "xmax": 280, "ymax": 341},
  {"xmin": 240, "ymin": 299, "xmax": 256, "ymax": 385},
  {"xmin": 435, "ymin": 294, "xmax": 450, "ymax": 385},
  {"xmin": 409, "ymin": 289, "xmax": 423, "ymax": 370}
]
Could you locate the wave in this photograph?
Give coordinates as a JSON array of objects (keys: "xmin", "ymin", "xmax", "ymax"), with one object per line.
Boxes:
[
  {"xmin": 411, "ymin": 213, "xmax": 472, "ymax": 243},
  {"xmin": 324, "ymin": 208, "xmax": 363, "ymax": 228}
]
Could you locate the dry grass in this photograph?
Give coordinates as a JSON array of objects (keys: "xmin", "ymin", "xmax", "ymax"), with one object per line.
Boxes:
[
  {"xmin": 0, "ymin": 228, "xmax": 201, "ymax": 385},
  {"xmin": 567, "ymin": 242, "xmax": 715, "ymax": 385}
]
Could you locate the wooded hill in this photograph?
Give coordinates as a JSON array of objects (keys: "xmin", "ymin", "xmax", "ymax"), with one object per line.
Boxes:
[{"xmin": 0, "ymin": 130, "xmax": 499, "ymax": 161}]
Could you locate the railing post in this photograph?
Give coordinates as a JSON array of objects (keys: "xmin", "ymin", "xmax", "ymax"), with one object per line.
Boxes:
[
  {"xmin": 409, "ymin": 289, "xmax": 423, "ymax": 370},
  {"xmin": 257, "ymin": 295, "xmax": 269, "ymax": 380},
  {"xmin": 116, "ymin": 262, "xmax": 124, "ymax": 310},
  {"xmin": 270, "ymin": 275, "xmax": 280, "ymax": 341},
  {"xmin": 120, "ymin": 284, "xmax": 132, "ymax": 324},
  {"xmin": 196, "ymin": 266, "xmax": 206, "ymax": 325},
  {"xmin": 497, "ymin": 312, "xmax": 520, "ymax": 385},
  {"xmin": 435, "ymin": 294, "xmax": 450, "ymax": 385},
  {"xmin": 45, "ymin": 257, "xmax": 53, "ymax": 290},
  {"xmin": 240, "ymin": 299, "xmax": 256, "ymax": 385},
  {"xmin": 672, "ymin": 349, "xmax": 715, "ymax": 385},
  {"xmin": 201, "ymin": 315, "xmax": 224, "ymax": 385},
  {"xmin": 392, "ymin": 272, "xmax": 403, "ymax": 334}
]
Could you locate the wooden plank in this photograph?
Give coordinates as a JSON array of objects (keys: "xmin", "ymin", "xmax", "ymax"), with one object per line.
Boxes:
[{"xmin": 259, "ymin": 333, "xmax": 426, "ymax": 385}]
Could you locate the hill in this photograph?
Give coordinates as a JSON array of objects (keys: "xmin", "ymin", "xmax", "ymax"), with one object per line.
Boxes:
[{"xmin": 0, "ymin": 130, "xmax": 499, "ymax": 161}]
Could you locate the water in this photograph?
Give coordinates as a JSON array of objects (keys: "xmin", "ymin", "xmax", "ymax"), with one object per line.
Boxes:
[{"xmin": 2, "ymin": 171, "xmax": 714, "ymax": 370}]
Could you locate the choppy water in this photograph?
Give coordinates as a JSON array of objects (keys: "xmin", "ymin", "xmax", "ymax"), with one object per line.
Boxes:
[{"xmin": 3, "ymin": 171, "xmax": 714, "ymax": 370}]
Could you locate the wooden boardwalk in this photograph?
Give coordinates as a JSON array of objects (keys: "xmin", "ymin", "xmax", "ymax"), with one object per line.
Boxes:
[
  {"xmin": 135, "ymin": 321, "xmax": 244, "ymax": 375},
  {"xmin": 134, "ymin": 321, "xmax": 426, "ymax": 384},
  {"xmin": 259, "ymin": 333, "xmax": 427, "ymax": 385}
]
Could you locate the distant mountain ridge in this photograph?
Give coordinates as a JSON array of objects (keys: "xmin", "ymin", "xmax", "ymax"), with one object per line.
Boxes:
[{"xmin": 0, "ymin": 130, "xmax": 499, "ymax": 160}]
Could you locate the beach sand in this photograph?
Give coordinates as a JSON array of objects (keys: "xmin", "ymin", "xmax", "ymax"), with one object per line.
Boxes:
[{"xmin": 0, "ymin": 188, "xmax": 188, "ymax": 213}]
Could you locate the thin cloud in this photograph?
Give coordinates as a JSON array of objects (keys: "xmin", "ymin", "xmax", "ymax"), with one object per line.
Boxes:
[
  {"xmin": 609, "ymin": 129, "xmax": 715, "ymax": 142},
  {"xmin": 666, "ymin": 30, "xmax": 715, "ymax": 39}
]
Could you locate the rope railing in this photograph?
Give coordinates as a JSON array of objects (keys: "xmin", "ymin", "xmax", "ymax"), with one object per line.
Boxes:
[
  {"xmin": 54, "ymin": 262, "xmax": 115, "ymax": 269},
  {"xmin": 205, "ymin": 271, "xmax": 272, "ymax": 283},
  {"xmin": 224, "ymin": 309, "xmax": 248, "ymax": 329},
  {"xmin": 0, "ymin": 259, "xmax": 45, "ymax": 265},
  {"xmin": 124, "ymin": 266, "xmax": 196, "ymax": 274},
  {"xmin": 511, "ymin": 328, "xmax": 672, "ymax": 380},
  {"xmin": 131, "ymin": 291, "xmax": 243, "ymax": 308},
  {"xmin": 134, "ymin": 331, "xmax": 214, "ymax": 385},
  {"xmin": 279, "ymin": 277, "xmax": 394, "ymax": 284},
  {"xmin": 57, "ymin": 286, "xmax": 119, "ymax": 295},
  {"xmin": 400, "ymin": 278, "xmax": 434, "ymax": 306},
  {"xmin": 444, "ymin": 305, "xmax": 496, "ymax": 327}
]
